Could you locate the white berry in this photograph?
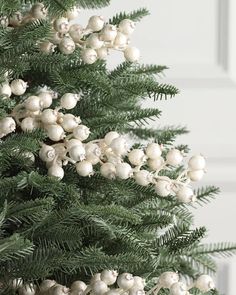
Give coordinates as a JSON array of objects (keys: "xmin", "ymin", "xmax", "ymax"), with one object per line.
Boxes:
[
  {"xmin": 87, "ymin": 16, "xmax": 105, "ymax": 31},
  {"xmin": 21, "ymin": 117, "xmax": 39, "ymax": 132},
  {"xmin": 73, "ymin": 125, "xmax": 90, "ymax": 141},
  {"xmin": 188, "ymin": 169, "xmax": 205, "ymax": 181},
  {"xmin": 85, "ymin": 142, "xmax": 101, "ymax": 165},
  {"xmin": 100, "ymin": 162, "xmax": 116, "ymax": 179},
  {"xmin": 10, "ymin": 79, "xmax": 27, "ymax": 96},
  {"xmin": 0, "ymin": 117, "xmax": 16, "ymax": 134},
  {"xmin": 148, "ymin": 157, "xmax": 164, "ymax": 171},
  {"xmin": 146, "ymin": 143, "xmax": 162, "ymax": 159},
  {"xmin": 110, "ymin": 137, "xmax": 129, "ymax": 156},
  {"xmin": 60, "ymin": 114, "xmax": 80, "ymax": 132},
  {"xmin": 69, "ymin": 144, "xmax": 86, "ymax": 162},
  {"xmin": 54, "ymin": 17, "xmax": 69, "ymax": 33},
  {"xmin": 188, "ymin": 154, "xmax": 206, "ymax": 170},
  {"xmin": 48, "ymin": 164, "xmax": 64, "ymax": 179},
  {"xmin": 66, "ymin": 139, "xmax": 83, "ymax": 150},
  {"xmin": 71, "ymin": 281, "xmax": 87, "ymax": 291},
  {"xmin": 87, "ymin": 33, "xmax": 104, "ymax": 49},
  {"xmin": 59, "ymin": 37, "xmax": 76, "ymax": 55},
  {"xmin": 116, "ymin": 163, "xmax": 133, "ymax": 180},
  {"xmin": 18, "ymin": 284, "xmax": 35, "ymax": 295},
  {"xmin": 113, "ymin": 32, "xmax": 128, "ymax": 49},
  {"xmin": 166, "ymin": 149, "xmax": 183, "ymax": 166},
  {"xmin": 124, "ymin": 47, "xmax": 140, "ymax": 62},
  {"xmin": 119, "ymin": 19, "xmax": 136, "ymax": 35},
  {"xmin": 92, "ymin": 280, "xmax": 108, "ymax": 295},
  {"xmin": 169, "ymin": 282, "xmax": 187, "ymax": 295},
  {"xmin": 46, "ymin": 124, "xmax": 65, "ymax": 141},
  {"xmin": 39, "ymin": 145, "xmax": 56, "ymax": 162},
  {"xmin": 76, "ymin": 160, "xmax": 93, "ymax": 177},
  {"xmin": 176, "ymin": 186, "xmax": 196, "ymax": 203},
  {"xmin": 41, "ymin": 109, "xmax": 58, "ymax": 125},
  {"xmin": 61, "ymin": 93, "xmax": 79, "ymax": 109},
  {"xmin": 31, "ymin": 3, "xmax": 47, "ymax": 19},
  {"xmin": 39, "ymin": 280, "xmax": 56, "ymax": 292},
  {"xmin": 104, "ymin": 131, "xmax": 120, "ymax": 145},
  {"xmin": 66, "ymin": 6, "xmax": 81, "ymax": 20},
  {"xmin": 81, "ymin": 48, "xmax": 97, "ymax": 64},
  {"xmin": 101, "ymin": 270, "xmax": 118, "ymax": 285},
  {"xmin": 101, "ymin": 25, "xmax": 117, "ymax": 41},
  {"xmin": 128, "ymin": 149, "xmax": 146, "ymax": 166},
  {"xmin": 135, "ymin": 170, "xmax": 152, "ymax": 186},
  {"xmin": 24, "ymin": 96, "xmax": 42, "ymax": 111},
  {"xmin": 0, "ymin": 83, "xmax": 12, "ymax": 97},
  {"xmin": 155, "ymin": 178, "xmax": 172, "ymax": 197},
  {"xmin": 96, "ymin": 47, "xmax": 108, "ymax": 60},
  {"xmin": 117, "ymin": 273, "xmax": 134, "ymax": 290},
  {"xmin": 159, "ymin": 272, "xmax": 179, "ymax": 288},
  {"xmin": 38, "ymin": 91, "xmax": 53, "ymax": 108},
  {"xmin": 49, "ymin": 284, "xmax": 70, "ymax": 295},
  {"xmin": 195, "ymin": 275, "xmax": 215, "ymax": 292},
  {"xmin": 39, "ymin": 41, "xmax": 56, "ymax": 54},
  {"xmin": 133, "ymin": 276, "xmax": 146, "ymax": 289},
  {"xmin": 129, "ymin": 288, "xmax": 145, "ymax": 295},
  {"xmin": 69, "ymin": 24, "xmax": 83, "ymax": 42}
]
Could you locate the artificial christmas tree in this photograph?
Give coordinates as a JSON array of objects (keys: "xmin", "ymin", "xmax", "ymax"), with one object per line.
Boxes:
[{"xmin": 0, "ymin": 1, "xmax": 235, "ymax": 295}]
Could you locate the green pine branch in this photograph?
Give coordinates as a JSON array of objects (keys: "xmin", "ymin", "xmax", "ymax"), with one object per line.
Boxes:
[{"xmin": 109, "ymin": 8, "xmax": 150, "ymax": 25}]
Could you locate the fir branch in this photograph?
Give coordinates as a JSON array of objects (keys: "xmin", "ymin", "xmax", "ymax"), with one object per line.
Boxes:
[
  {"xmin": 109, "ymin": 8, "xmax": 150, "ymax": 25},
  {"xmin": 194, "ymin": 186, "xmax": 220, "ymax": 206},
  {"xmin": 193, "ymin": 243, "xmax": 236, "ymax": 258}
]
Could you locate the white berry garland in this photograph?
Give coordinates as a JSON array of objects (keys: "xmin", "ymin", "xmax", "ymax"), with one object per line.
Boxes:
[{"xmin": 11, "ymin": 271, "xmax": 215, "ymax": 295}]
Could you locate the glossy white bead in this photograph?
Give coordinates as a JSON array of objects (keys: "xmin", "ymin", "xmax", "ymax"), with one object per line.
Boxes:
[
  {"xmin": 38, "ymin": 91, "xmax": 53, "ymax": 108},
  {"xmin": 116, "ymin": 163, "xmax": 133, "ymax": 180},
  {"xmin": 110, "ymin": 137, "xmax": 129, "ymax": 156},
  {"xmin": 0, "ymin": 83, "xmax": 12, "ymax": 97},
  {"xmin": 128, "ymin": 149, "xmax": 146, "ymax": 166},
  {"xmin": 81, "ymin": 48, "xmax": 97, "ymax": 64},
  {"xmin": 21, "ymin": 117, "xmax": 39, "ymax": 132},
  {"xmin": 76, "ymin": 160, "xmax": 93, "ymax": 177},
  {"xmin": 169, "ymin": 282, "xmax": 187, "ymax": 295},
  {"xmin": 30, "ymin": 3, "xmax": 47, "ymax": 19},
  {"xmin": 104, "ymin": 131, "xmax": 120, "ymax": 145},
  {"xmin": 101, "ymin": 270, "xmax": 118, "ymax": 285},
  {"xmin": 188, "ymin": 169, "xmax": 205, "ymax": 181},
  {"xmin": 188, "ymin": 154, "xmax": 206, "ymax": 170},
  {"xmin": 159, "ymin": 272, "xmax": 179, "ymax": 288},
  {"xmin": 46, "ymin": 124, "xmax": 65, "ymax": 141},
  {"xmin": 87, "ymin": 33, "xmax": 104, "ymax": 49},
  {"xmin": 24, "ymin": 96, "xmax": 42, "ymax": 111},
  {"xmin": 176, "ymin": 186, "xmax": 196, "ymax": 203},
  {"xmin": 96, "ymin": 47, "xmax": 109, "ymax": 59},
  {"xmin": 73, "ymin": 125, "xmax": 90, "ymax": 141},
  {"xmin": 69, "ymin": 144, "xmax": 86, "ymax": 162},
  {"xmin": 60, "ymin": 114, "xmax": 80, "ymax": 132},
  {"xmin": 101, "ymin": 25, "xmax": 117, "ymax": 41},
  {"xmin": 39, "ymin": 280, "xmax": 57, "ymax": 292},
  {"xmin": 92, "ymin": 280, "xmax": 108, "ymax": 295},
  {"xmin": 113, "ymin": 32, "xmax": 128, "ymax": 49},
  {"xmin": 41, "ymin": 109, "xmax": 58, "ymax": 125},
  {"xmin": 59, "ymin": 37, "xmax": 76, "ymax": 55},
  {"xmin": 117, "ymin": 273, "xmax": 134, "ymax": 290},
  {"xmin": 10, "ymin": 79, "xmax": 27, "ymax": 96},
  {"xmin": 87, "ymin": 16, "xmax": 105, "ymax": 31},
  {"xmin": 100, "ymin": 162, "xmax": 116, "ymax": 179},
  {"xmin": 66, "ymin": 6, "xmax": 81, "ymax": 20},
  {"xmin": 39, "ymin": 145, "xmax": 56, "ymax": 162},
  {"xmin": 69, "ymin": 24, "xmax": 84, "ymax": 42},
  {"xmin": 48, "ymin": 164, "xmax": 64, "ymax": 179},
  {"xmin": 124, "ymin": 47, "xmax": 140, "ymax": 62},
  {"xmin": 118, "ymin": 19, "xmax": 136, "ymax": 35},
  {"xmin": 18, "ymin": 284, "xmax": 36, "ymax": 295},
  {"xmin": 195, "ymin": 275, "xmax": 215, "ymax": 292},
  {"xmin": 148, "ymin": 157, "xmax": 164, "ymax": 171},
  {"xmin": 60, "ymin": 93, "xmax": 79, "ymax": 109},
  {"xmin": 71, "ymin": 281, "xmax": 87, "ymax": 291},
  {"xmin": 134, "ymin": 170, "xmax": 152, "ymax": 186},
  {"xmin": 0, "ymin": 117, "xmax": 16, "ymax": 134},
  {"xmin": 166, "ymin": 149, "xmax": 183, "ymax": 166},
  {"xmin": 146, "ymin": 143, "xmax": 162, "ymax": 159},
  {"xmin": 155, "ymin": 178, "xmax": 172, "ymax": 197},
  {"xmin": 54, "ymin": 17, "xmax": 70, "ymax": 33}
]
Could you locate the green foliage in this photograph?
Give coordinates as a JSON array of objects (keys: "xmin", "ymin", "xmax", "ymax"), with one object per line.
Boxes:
[{"xmin": 109, "ymin": 8, "xmax": 150, "ymax": 25}]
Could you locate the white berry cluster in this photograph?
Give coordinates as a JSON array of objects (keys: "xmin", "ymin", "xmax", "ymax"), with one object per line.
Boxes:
[
  {"xmin": 1, "ymin": 3, "xmax": 140, "ymax": 64},
  {"xmin": 11, "ymin": 270, "xmax": 215, "ymax": 295},
  {"xmin": 0, "ymin": 77, "xmax": 207, "ymax": 203}
]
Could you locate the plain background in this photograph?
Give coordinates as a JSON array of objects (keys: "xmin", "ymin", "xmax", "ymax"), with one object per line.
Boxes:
[{"xmin": 80, "ymin": 1, "xmax": 236, "ymax": 293}]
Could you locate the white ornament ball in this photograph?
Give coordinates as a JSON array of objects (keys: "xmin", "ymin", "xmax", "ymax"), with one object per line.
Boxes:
[
  {"xmin": 169, "ymin": 282, "xmax": 187, "ymax": 295},
  {"xmin": 118, "ymin": 19, "xmax": 136, "ymax": 35},
  {"xmin": 39, "ymin": 280, "xmax": 56, "ymax": 292},
  {"xmin": 66, "ymin": 6, "xmax": 81, "ymax": 20},
  {"xmin": 39, "ymin": 145, "xmax": 56, "ymax": 162},
  {"xmin": 31, "ymin": 3, "xmax": 47, "ymax": 19},
  {"xmin": 117, "ymin": 273, "xmax": 134, "ymax": 290},
  {"xmin": 0, "ymin": 83, "xmax": 12, "ymax": 97},
  {"xmin": 21, "ymin": 117, "xmax": 39, "ymax": 132},
  {"xmin": 188, "ymin": 154, "xmax": 206, "ymax": 170},
  {"xmin": 38, "ymin": 91, "xmax": 53, "ymax": 108},
  {"xmin": 60, "ymin": 93, "xmax": 79, "ymax": 109},
  {"xmin": 87, "ymin": 33, "xmax": 104, "ymax": 49},
  {"xmin": 158, "ymin": 272, "xmax": 179, "ymax": 288},
  {"xmin": 155, "ymin": 178, "xmax": 172, "ymax": 197},
  {"xmin": 81, "ymin": 48, "xmax": 98, "ymax": 64},
  {"xmin": 133, "ymin": 276, "xmax": 146, "ymax": 289},
  {"xmin": 166, "ymin": 149, "xmax": 183, "ymax": 166},
  {"xmin": 116, "ymin": 162, "xmax": 133, "ymax": 180},
  {"xmin": 65, "ymin": 139, "xmax": 83, "ymax": 150},
  {"xmin": 195, "ymin": 275, "xmax": 215, "ymax": 292},
  {"xmin": 73, "ymin": 125, "xmax": 90, "ymax": 141},
  {"xmin": 18, "ymin": 284, "xmax": 35, "ymax": 295},
  {"xmin": 100, "ymin": 162, "xmax": 116, "ymax": 179},
  {"xmin": 101, "ymin": 270, "xmax": 118, "ymax": 285},
  {"xmin": 60, "ymin": 114, "xmax": 80, "ymax": 132},
  {"xmin": 9, "ymin": 12, "xmax": 22, "ymax": 26},
  {"xmin": 134, "ymin": 170, "xmax": 152, "ymax": 186},
  {"xmin": 124, "ymin": 47, "xmax": 140, "ymax": 62},
  {"xmin": 24, "ymin": 96, "xmax": 42, "ymax": 111},
  {"xmin": 92, "ymin": 280, "xmax": 108, "ymax": 295},
  {"xmin": 128, "ymin": 149, "xmax": 146, "ymax": 166},
  {"xmin": 41, "ymin": 109, "xmax": 58, "ymax": 125},
  {"xmin": 69, "ymin": 24, "xmax": 84, "ymax": 42},
  {"xmin": 0, "ymin": 117, "xmax": 16, "ymax": 134},
  {"xmin": 69, "ymin": 144, "xmax": 86, "ymax": 162},
  {"xmin": 96, "ymin": 47, "xmax": 109, "ymax": 60},
  {"xmin": 59, "ymin": 37, "xmax": 76, "ymax": 55},
  {"xmin": 76, "ymin": 160, "xmax": 93, "ymax": 177},
  {"xmin": 113, "ymin": 32, "xmax": 128, "ymax": 49},
  {"xmin": 146, "ymin": 143, "xmax": 162, "ymax": 159},
  {"xmin": 54, "ymin": 17, "xmax": 70, "ymax": 33},
  {"xmin": 39, "ymin": 41, "xmax": 56, "ymax": 54},
  {"xmin": 176, "ymin": 186, "xmax": 196, "ymax": 203},
  {"xmin": 104, "ymin": 131, "xmax": 120, "ymax": 145},
  {"xmin": 87, "ymin": 15, "xmax": 105, "ymax": 32},
  {"xmin": 48, "ymin": 164, "xmax": 64, "ymax": 179},
  {"xmin": 46, "ymin": 124, "xmax": 65, "ymax": 141},
  {"xmin": 10, "ymin": 79, "xmax": 27, "ymax": 96},
  {"xmin": 101, "ymin": 25, "xmax": 117, "ymax": 42},
  {"xmin": 110, "ymin": 137, "xmax": 129, "ymax": 156},
  {"xmin": 71, "ymin": 281, "xmax": 87, "ymax": 291},
  {"xmin": 148, "ymin": 157, "xmax": 164, "ymax": 171},
  {"xmin": 188, "ymin": 169, "xmax": 205, "ymax": 181}
]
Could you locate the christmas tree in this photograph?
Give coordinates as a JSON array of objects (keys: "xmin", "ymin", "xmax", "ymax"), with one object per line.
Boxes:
[{"xmin": 0, "ymin": 1, "xmax": 235, "ymax": 295}]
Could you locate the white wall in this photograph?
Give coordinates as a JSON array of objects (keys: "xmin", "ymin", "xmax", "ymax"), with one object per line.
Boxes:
[{"xmin": 81, "ymin": 1, "xmax": 236, "ymax": 293}]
